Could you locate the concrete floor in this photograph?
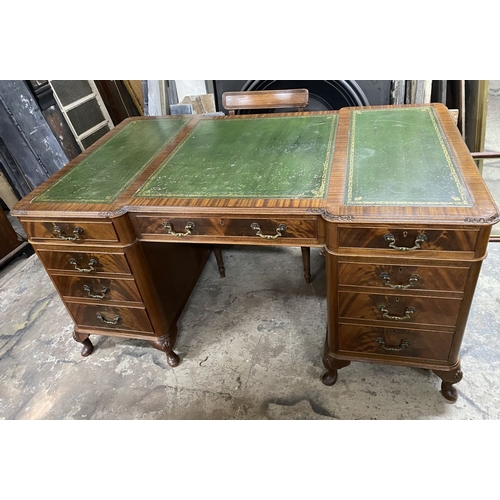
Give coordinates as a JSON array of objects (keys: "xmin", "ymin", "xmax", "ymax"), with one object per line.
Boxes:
[{"xmin": 1, "ymin": 239, "xmax": 500, "ymax": 420}]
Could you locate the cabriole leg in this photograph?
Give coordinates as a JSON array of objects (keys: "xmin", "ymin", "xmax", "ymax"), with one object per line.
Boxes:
[
  {"xmin": 321, "ymin": 356, "xmax": 351, "ymax": 386},
  {"xmin": 73, "ymin": 330, "xmax": 94, "ymax": 357},
  {"xmin": 147, "ymin": 327, "xmax": 180, "ymax": 367},
  {"xmin": 433, "ymin": 363, "xmax": 463, "ymax": 402}
]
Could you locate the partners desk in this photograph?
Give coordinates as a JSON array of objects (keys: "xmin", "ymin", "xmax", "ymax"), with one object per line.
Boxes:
[{"xmin": 12, "ymin": 104, "xmax": 499, "ymax": 402}]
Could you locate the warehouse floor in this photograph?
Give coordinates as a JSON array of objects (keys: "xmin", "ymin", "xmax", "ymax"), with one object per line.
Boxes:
[{"xmin": 1, "ymin": 239, "xmax": 499, "ymax": 420}]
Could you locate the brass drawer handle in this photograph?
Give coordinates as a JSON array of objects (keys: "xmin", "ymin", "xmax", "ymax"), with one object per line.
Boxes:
[
  {"xmin": 96, "ymin": 312, "xmax": 121, "ymax": 325},
  {"xmin": 250, "ymin": 222, "xmax": 287, "ymax": 239},
  {"xmin": 376, "ymin": 337, "xmax": 411, "ymax": 351},
  {"xmin": 379, "ymin": 272, "xmax": 420, "ymax": 289},
  {"xmin": 54, "ymin": 225, "xmax": 83, "ymax": 241},
  {"xmin": 378, "ymin": 305, "xmax": 416, "ymax": 321},
  {"xmin": 83, "ymin": 284, "xmax": 109, "ymax": 299},
  {"xmin": 383, "ymin": 233, "xmax": 428, "ymax": 251},
  {"xmin": 163, "ymin": 221, "xmax": 195, "ymax": 237},
  {"xmin": 68, "ymin": 258, "xmax": 98, "ymax": 273}
]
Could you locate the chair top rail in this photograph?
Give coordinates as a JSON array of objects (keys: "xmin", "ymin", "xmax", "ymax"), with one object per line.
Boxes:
[{"xmin": 222, "ymin": 89, "xmax": 309, "ymax": 114}]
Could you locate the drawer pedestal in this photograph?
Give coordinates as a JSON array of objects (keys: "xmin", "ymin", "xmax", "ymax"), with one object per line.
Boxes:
[
  {"xmin": 21, "ymin": 215, "xmax": 211, "ymax": 367},
  {"xmin": 322, "ymin": 223, "xmax": 491, "ymax": 402}
]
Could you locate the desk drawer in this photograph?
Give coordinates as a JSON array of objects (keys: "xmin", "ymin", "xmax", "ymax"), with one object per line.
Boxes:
[
  {"xmin": 23, "ymin": 220, "xmax": 119, "ymax": 243},
  {"xmin": 338, "ymin": 227, "xmax": 477, "ymax": 253},
  {"xmin": 337, "ymin": 324, "xmax": 453, "ymax": 363},
  {"xmin": 338, "ymin": 292, "xmax": 461, "ymax": 327},
  {"xmin": 51, "ymin": 274, "xmax": 142, "ymax": 303},
  {"xmin": 135, "ymin": 215, "xmax": 318, "ymax": 242},
  {"xmin": 338, "ymin": 262, "xmax": 469, "ymax": 293},
  {"xmin": 67, "ymin": 302, "xmax": 153, "ymax": 334},
  {"xmin": 37, "ymin": 249, "xmax": 131, "ymax": 275}
]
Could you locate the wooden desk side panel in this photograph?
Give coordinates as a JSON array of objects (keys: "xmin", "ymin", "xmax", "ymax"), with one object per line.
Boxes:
[
  {"xmin": 0, "ymin": 208, "xmax": 22, "ymax": 260},
  {"xmin": 447, "ymin": 259, "xmax": 485, "ymax": 363},
  {"xmin": 131, "ymin": 241, "xmax": 211, "ymax": 335}
]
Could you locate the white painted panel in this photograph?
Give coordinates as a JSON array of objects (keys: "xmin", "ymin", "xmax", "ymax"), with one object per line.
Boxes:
[
  {"xmin": 147, "ymin": 80, "xmax": 164, "ymax": 116},
  {"xmin": 175, "ymin": 80, "xmax": 207, "ymax": 102}
]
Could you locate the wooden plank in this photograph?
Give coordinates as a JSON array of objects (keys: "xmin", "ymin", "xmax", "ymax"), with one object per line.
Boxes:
[
  {"xmin": 391, "ymin": 80, "xmax": 405, "ymax": 104},
  {"xmin": 0, "ymin": 80, "xmax": 69, "ymax": 183},
  {"xmin": 423, "ymin": 80, "xmax": 432, "ymax": 103},
  {"xmin": 434, "ymin": 80, "xmax": 447, "ymax": 104},
  {"xmin": 448, "ymin": 109, "xmax": 459, "ymax": 125},
  {"xmin": 414, "ymin": 80, "xmax": 425, "ymax": 103},
  {"xmin": 123, "ymin": 80, "xmax": 144, "ymax": 115},
  {"xmin": 0, "ymin": 171, "xmax": 18, "ymax": 209}
]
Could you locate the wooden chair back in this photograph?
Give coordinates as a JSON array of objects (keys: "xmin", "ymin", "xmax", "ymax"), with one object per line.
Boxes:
[
  {"xmin": 220, "ymin": 87, "xmax": 313, "ymax": 283},
  {"xmin": 222, "ymin": 89, "xmax": 309, "ymax": 115}
]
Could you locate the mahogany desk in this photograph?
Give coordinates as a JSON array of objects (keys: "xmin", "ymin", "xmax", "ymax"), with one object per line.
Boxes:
[{"xmin": 12, "ymin": 104, "xmax": 499, "ymax": 401}]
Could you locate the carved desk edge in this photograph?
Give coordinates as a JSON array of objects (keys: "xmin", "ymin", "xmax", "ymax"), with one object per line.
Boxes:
[
  {"xmin": 10, "ymin": 207, "xmax": 129, "ymax": 219},
  {"xmin": 463, "ymin": 213, "xmax": 500, "ymax": 224},
  {"xmin": 307, "ymin": 208, "xmax": 500, "ymax": 226},
  {"xmin": 13, "ymin": 206, "xmax": 500, "ymax": 226},
  {"xmin": 306, "ymin": 208, "xmax": 354, "ymax": 222}
]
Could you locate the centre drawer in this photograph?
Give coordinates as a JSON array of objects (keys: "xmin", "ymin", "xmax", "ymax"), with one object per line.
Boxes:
[
  {"xmin": 37, "ymin": 248, "xmax": 132, "ymax": 275},
  {"xmin": 337, "ymin": 324, "xmax": 453, "ymax": 363},
  {"xmin": 66, "ymin": 302, "xmax": 153, "ymax": 334},
  {"xmin": 338, "ymin": 291, "xmax": 462, "ymax": 327},
  {"xmin": 134, "ymin": 215, "xmax": 318, "ymax": 242}
]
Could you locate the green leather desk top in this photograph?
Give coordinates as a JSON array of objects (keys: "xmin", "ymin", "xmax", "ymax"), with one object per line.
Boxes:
[
  {"xmin": 344, "ymin": 107, "xmax": 471, "ymax": 207},
  {"xmin": 135, "ymin": 114, "xmax": 337, "ymax": 199},
  {"xmin": 25, "ymin": 106, "xmax": 496, "ymax": 226},
  {"xmin": 33, "ymin": 118, "xmax": 190, "ymax": 204}
]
